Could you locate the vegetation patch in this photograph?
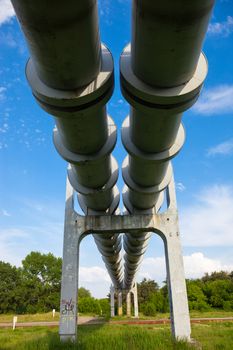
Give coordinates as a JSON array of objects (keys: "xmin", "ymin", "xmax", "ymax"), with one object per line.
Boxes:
[{"xmin": 0, "ymin": 323, "xmax": 233, "ymax": 350}]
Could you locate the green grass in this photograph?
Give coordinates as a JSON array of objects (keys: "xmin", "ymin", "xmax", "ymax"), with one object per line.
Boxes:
[
  {"xmin": 0, "ymin": 312, "xmax": 60, "ymax": 323},
  {"xmin": 0, "ymin": 323, "xmax": 233, "ymax": 350},
  {"xmin": 189, "ymin": 310, "xmax": 233, "ymax": 318},
  {"xmin": 111, "ymin": 310, "xmax": 233, "ymax": 321},
  {"xmin": 0, "ymin": 310, "xmax": 232, "ymax": 323}
]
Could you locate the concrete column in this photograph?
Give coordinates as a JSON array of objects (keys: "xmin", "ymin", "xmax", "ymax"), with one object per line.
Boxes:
[
  {"xmin": 133, "ymin": 283, "xmax": 139, "ymax": 318},
  {"xmin": 118, "ymin": 292, "xmax": 123, "ymax": 316},
  {"xmin": 126, "ymin": 291, "xmax": 131, "ymax": 317},
  {"xmin": 110, "ymin": 285, "xmax": 115, "ymax": 317},
  {"xmin": 164, "ymin": 220, "xmax": 191, "ymax": 340},
  {"xmin": 59, "ymin": 179, "xmax": 81, "ymax": 342}
]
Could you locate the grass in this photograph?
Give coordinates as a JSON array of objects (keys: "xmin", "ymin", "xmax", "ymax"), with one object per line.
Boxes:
[
  {"xmin": 189, "ymin": 310, "xmax": 233, "ymax": 318},
  {"xmin": 0, "ymin": 322, "xmax": 233, "ymax": 350},
  {"xmin": 1, "ymin": 310, "xmax": 232, "ymax": 323},
  {"xmin": 111, "ymin": 310, "xmax": 233, "ymax": 321},
  {"xmin": 0, "ymin": 312, "xmax": 105, "ymax": 324},
  {"xmin": 0, "ymin": 312, "xmax": 60, "ymax": 323}
]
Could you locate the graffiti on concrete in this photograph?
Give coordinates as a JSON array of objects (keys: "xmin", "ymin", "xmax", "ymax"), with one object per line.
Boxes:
[{"xmin": 61, "ymin": 298, "xmax": 75, "ymax": 315}]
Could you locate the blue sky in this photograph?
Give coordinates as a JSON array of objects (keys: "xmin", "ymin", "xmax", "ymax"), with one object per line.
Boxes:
[{"xmin": 0, "ymin": 0, "xmax": 233, "ymax": 298}]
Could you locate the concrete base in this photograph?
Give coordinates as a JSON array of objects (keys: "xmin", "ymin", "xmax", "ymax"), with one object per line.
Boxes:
[
  {"xmin": 59, "ymin": 172, "xmax": 191, "ymax": 341},
  {"xmin": 118, "ymin": 292, "xmax": 123, "ymax": 316},
  {"xmin": 126, "ymin": 282, "xmax": 138, "ymax": 318},
  {"xmin": 126, "ymin": 291, "xmax": 131, "ymax": 317},
  {"xmin": 133, "ymin": 283, "xmax": 139, "ymax": 318},
  {"xmin": 110, "ymin": 285, "xmax": 115, "ymax": 317}
]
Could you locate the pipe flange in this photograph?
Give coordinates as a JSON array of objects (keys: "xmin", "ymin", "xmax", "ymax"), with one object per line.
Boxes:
[
  {"xmin": 122, "ymin": 156, "xmax": 171, "ymax": 210},
  {"xmin": 124, "ymin": 233, "xmax": 151, "ymax": 247},
  {"xmin": 120, "ymin": 44, "xmax": 208, "ymax": 109},
  {"xmin": 123, "ymin": 185, "xmax": 164, "ymax": 214},
  {"xmin": 124, "ymin": 239, "xmax": 148, "ymax": 256},
  {"xmin": 26, "ymin": 44, "xmax": 114, "ymax": 110},
  {"xmin": 94, "ymin": 234, "xmax": 120, "ymax": 246},
  {"xmin": 78, "ymin": 186, "xmax": 120, "ymax": 215},
  {"xmin": 122, "ymin": 156, "xmax": 172, "ymax": 194},
  {"xmin": 68, "ymin": 156, "xmax": 118, "ymax": 195},
  {"xmin": 124, "ymin": 232, "xmax": 151, "ymax": 242},
  {"xmin": 102, "ymin": 254, "xmax": 122, "ymax": 265},
  {"xmin": 122, "ymin": 116, "xmax": 185, "ymax": 163},
  {"xmin": 96, "ymin": 242, "xmax": 122, "ymax": 257},
  {"xmin": 69, "ymin": 157, "xmax": 118, "ymax": 212},
  {"xmin": 53, "ymin": 115, "xmax": 116, "ymax": 165}
]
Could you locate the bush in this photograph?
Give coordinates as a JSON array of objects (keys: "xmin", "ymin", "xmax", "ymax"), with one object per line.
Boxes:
[
  {"xmin": 99, "ymin": 298, "xmax": 110, "ymax": 317},
  {"xmin": 78, "ymin": 297, "xmax": 101, "ymax": 315},
  {"xmin": 223, "ymin": 300, "xmax": 233, "ymax": 311},
  {"xmin": 187, "ymin": 281, "xmax": 210, "ymax": 311},
  {"xmin": 142, "ymin": 302, "xmax": 157, "ymax": 316}
]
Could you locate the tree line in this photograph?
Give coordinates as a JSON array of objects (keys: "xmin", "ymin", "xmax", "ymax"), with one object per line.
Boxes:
[
  {"xmin": 0, "ymin": 252, "xmax": 108, "ymax": 315},
  {"xmin": 1, "ymin": 251, "xmax": 233, "ymax": 315},
  {"xmin": 137, "ymin": 272, "xmax": 233, "ymax": 316}
]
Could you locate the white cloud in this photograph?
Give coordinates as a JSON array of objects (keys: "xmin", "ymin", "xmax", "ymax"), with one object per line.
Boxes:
[
  {"xmin": 0, "ymin": 86, "xmax": 6, "ymax": 101},
  {"xmin": 0, "ymin": 29, "xmax": 26, "ymax": 54},
  {"xmin": 207, "ymin": 138, "xmax": 233, "ymax": 156},
  {"xmin": 99, "ymin": 0, "xmax": 112, "ymax": 25},
  {"xmin": 79, "ymin": 266, "xmax": 112, "ymax": 298},
  {"xmin": 176, "ymin": 182, "xmax": 186, "ymax": 192},
  {"xmin": 180, "ymin": 184, "xmax": 233, "ymax": 247},
  {"xmin": 138, "ymin": 253, "xmax": 233, "ymax": 284},
  {"xmin": 0, "ymin": 228, "xmax": 30, "ymax": 266},
  {"xmin": 0, "ymin": 197, "xmax": 64, "ymax": 266},
  {"xmin": 1, "ymin": 209, "xmax": 11, "ymax": 217},
  {"xmin": 79, "ymin": 266, "xmax": 111, "ymax": 283},
  {"xmin": 208, "ymin": 16, "xmax": 233, "ymax": 37},
  {"xmin": 183, "ymin": 252, "xmax": 233, "ymax": 279},
  {"xmin": 194, "ymin": 85, "xmax": 233, "ymax": 116},
  {"xmin": 0, "ymin": 0, "xmax": 15, "ymax": 26}
]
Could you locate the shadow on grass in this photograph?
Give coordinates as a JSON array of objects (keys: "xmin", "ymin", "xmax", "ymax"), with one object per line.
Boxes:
[{"xmin": 1, "ymin": 324, "xmax": 197, "ymax": 350}]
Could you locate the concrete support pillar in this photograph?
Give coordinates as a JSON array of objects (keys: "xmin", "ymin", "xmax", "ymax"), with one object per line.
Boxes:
[
  {"xmin": 126, "ymin": 291, "xmax": 131, "ymax": 317},
  {"xmin": 132, "ymin": 282, "xmax": 139, "ymax": 318},
  {"xmin": 58, "ymin": 174, "xmax": 191, "ymax": 341},
  {"xmin": 59, "ymin": 179, "xmax": 81, "ymax": 342},
  {"xmin": 118, "ymin": 292, "xmax": 123, "ymax": 316},
  {"xmin": 110, "ymin": 285, "xmax": 115, "ymax": 317},
  {"xmin": 164, "ymin": 223, "xmax": 191, "ymax": 340}
]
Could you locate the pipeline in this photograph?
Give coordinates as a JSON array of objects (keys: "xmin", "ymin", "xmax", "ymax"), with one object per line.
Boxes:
[
  {"xmin": 121, "ymin": 0, "xmax": 214, "ymax": 289},
  {"xmin": 11, "ymin": 0, "xmax": 123, "ymax": 289}
]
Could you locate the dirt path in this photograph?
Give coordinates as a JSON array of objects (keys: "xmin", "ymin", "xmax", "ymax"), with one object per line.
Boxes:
[
  {"xmin": 0, "ymin": 316, "xmax": 233, "ymax": 328},
  {"xmin": 0, "ymin": 316, "xmax": 103, "ymax": 328}
]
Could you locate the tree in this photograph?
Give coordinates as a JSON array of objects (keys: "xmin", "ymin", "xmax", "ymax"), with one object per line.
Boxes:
[
  {"xmin": 149, "ymin": 290, "xmax": 167, "ymax": 313},
  {"xmin": 186, "ymin": 280, "xmax": 209, "ymax": 311},
  {"xmin": 99, "ymin": 298, "xmax": 110, "ymax": 317},
  {"xmin": 204, "ymin": 279, "xmax": 233, "ymax": 309},
  {"xmin": 202, "ymin": 271, "xmax": 232, "ymax": 282},
  {"xmin": 78, "ymin": 287, "xmax": 91, "ymax": 299},
  {"xmin": 0, "ymin": 261, "xmax": 24, "ymax": 313},
  {"xmin": 78, "ymin": 297, "xmax": 101, "ymax": 315},
  {"xmin": 142, "ymin": 302, "xmax": 157, "ymax": 316},
  {"xmin": 137, "ymin": 278, "xmax": 159, "ymax": 305},
  {"xmin": 21, "ymin": 252, "xmax": 62, "ymax": 313},
  {"xmin": 22, "ymin": 252, "xmax": 62, "ymax": 287}
]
